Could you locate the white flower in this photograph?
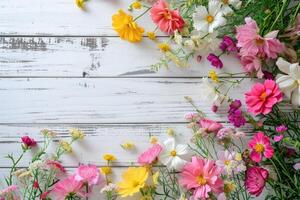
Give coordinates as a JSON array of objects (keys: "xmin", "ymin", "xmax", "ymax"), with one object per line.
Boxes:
[
  {"xmin": 159, "ymin": 138, "xmax": 189, "ymax": 171},
  {"xmin": 216, "ymin": 0, "xmax": 242, "ymax": 15},
  {"xmin": 199, "ymin": 78, "xmax": 218, "ymax": 102},
  {"xmin": 174, "ymin": 30, "xmax": 183, "ymax": 46},
  {"xmin": 29, "ymin": 160, "xmax": 44, "ymax": 171},
  {"xmin": 100, "ymin": 183, "xmax": 117, "ymax": 193},
  {"xmin": 191, "ymin": 31, "xmax": 221, "ymax": 52},
  {"xmin": 183, "ymin": 40, "xmax": 196, "ymax": 50},
  {"xmin": 192, "ymin": 1, "xmax": 226, "ymax": 33},
  {"xmin": 275, "ymin": 57, "xmax": 300, "ymax": 106}
]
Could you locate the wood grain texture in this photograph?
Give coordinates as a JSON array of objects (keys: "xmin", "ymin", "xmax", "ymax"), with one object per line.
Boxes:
[
  {"xmin": 0, "ymin": 37, "xmax": 243, "ymax": 77},
  {"xmin": 0, "ymin": 78, "xmax": 253, "ymax": 123}
]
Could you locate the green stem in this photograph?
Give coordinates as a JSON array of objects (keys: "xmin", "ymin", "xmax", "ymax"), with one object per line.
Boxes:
[{"xmin": 134, "ymin": 7, "xmax": 151, "ymax": 21}]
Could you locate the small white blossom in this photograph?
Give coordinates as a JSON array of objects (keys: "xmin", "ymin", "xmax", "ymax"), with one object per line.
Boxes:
[
  {"xmin": 100, "ymin": 183, "xmax": 118, "ymax": 193},
  {"xmin": 216, "ymin": 0, "xmax": 242, "ymax": 15}
]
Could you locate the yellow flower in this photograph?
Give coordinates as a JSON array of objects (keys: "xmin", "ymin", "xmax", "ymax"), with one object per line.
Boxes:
[
  {"xmin": 70, "ymin": 128, "xmax": 85, "ymax": 140},
  {"xmin": 121, "ymin": 141, "xmax": 135, "ymax": 150},
  {"xmin": 208, "ymin": 70, "xmax": 219, "ymax": 83},
  {"xmin": 103, "ymin": 154, "xmax": 116, "ymax": 162},
  {"xmin": 149, "ymin": 136, "xmax": 158, "ymax": 144},
  {"xmin": 224, "ymin": 181, "xmax": 236, "ymax": 194},
  {"xmin": 152, "ymin": 171, "xmax": 159, "ymax": 185},
  {"xmin": 75, "ymin": 0, "xmax": 85, "ymax": 9},
  {"xmin": 158, "ymin": 43, "xmax": 170, "ymax": 52},
  {"xmin": 100, "ymin": 166, "xmax": 112, "ymax": 175},
  {"xmin": 117, "ymin": 167, "xmax": 149, "ymax": 197},
  {"xmin": 59, "ymin": 141, "xmax": 72, "ymax": 153},
  {"xmin": 166, "ymin": 128, "xmax": 175, "ymax": 137},
  {"xmin": 235, "ymin": 153, "xmax": 242, "ymax": 161},
  {"xmin": 165, "ymin": 51, "xmax": 189, "ymax": 67},
  {"xmin": 147, "ymin": 32, "xmax": 156, "ymax": 40},
  {"xmin": 132, "ymin": 1, "xmax": 142, "ymax": 9},
  {"xmin": 112, "ymin": 9, "xmax": 144, "ymax": 43}
]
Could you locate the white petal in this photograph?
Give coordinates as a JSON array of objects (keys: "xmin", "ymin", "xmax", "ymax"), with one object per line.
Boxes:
[
  {"xmin": 159, "ymin": 153, "xmax": 172, "ymax": 166},
  {"xmin": 175, "ymin": 144, "xmax": 189, "ymax": 156},
  {"xmin": 229, "ymin": 0, "xmax": 242, "ymax": 8},
  {"xmin": 221, "ymin": 5, "xmax": 233, "ymax": 15},
  {"xmin": 170, "ymin": 156, "xmax": 186, "ymax": 171},
  {"xmin": 276, "ymin": 75, "xmax": 297, "ymax": 92},
  {"xmin": 193, "ymin": 6, "xmax": 208, "ymax": 19},
  {"xmin": 276, "ymin": 57, "xmax": 291, "ymax": 74},
  {"xmin": 265, "ymin": 30, "xmax": 279, "ymax": 38},
  {"xmin": 209, "ymin": 13, "xmax": 226, "ymax": 32},
  {"xmin": 291, "ymin": 86, "xmax": 300, "ymax": 106},
  {"xmin": 209, "ymin": 1, "xmax": 221, "ymax": 16},
  {"xmin": 290, "ymin": 63, "xmax": 300, "ymax": 80},
  {"xmin": 194, "ymin": 20, "xmax": 209, "ymax": 32},
  {"xmin": 163, "ymin": 138, "xmax": 175, "ymax": 151}
]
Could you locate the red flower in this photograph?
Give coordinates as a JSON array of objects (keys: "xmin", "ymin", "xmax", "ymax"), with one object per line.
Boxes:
[
  {"xmin": 33, "ymin": 181, "xmax": 39, "ymax": 189},
  {"xmin": 21, "ymin": 136, "xmax": 37, "ymax": 148},
  {"xmin": 40, "ymin": 191, "xmax": 50, "ymax": 199},
  {"xmin": 46, "ymin": 160, "xmax": 66, "ymax": 173},
  {"xmin": 245, "ymin": 166, "xmax": 268, "ymax": 196}
]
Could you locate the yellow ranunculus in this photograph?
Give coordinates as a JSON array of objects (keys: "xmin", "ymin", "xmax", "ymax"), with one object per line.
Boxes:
[
  {"xmin": 112, "ymin": 9, "xmax": 144, "ymax": 43},
  {"xmin": 117, "ymin": 167, "xmax": 148, "ymax": 197}
]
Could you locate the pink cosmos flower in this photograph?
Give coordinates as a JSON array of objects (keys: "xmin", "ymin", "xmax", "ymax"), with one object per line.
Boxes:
[
  {"xmin": 21, "ymin": 136, "xmax": 37, "ymax": 148},
  {"xmin": 138, "ymin": 144, "xmax": 163, "ymax": 165},
  {"xmin": 245, "ymin": 166, "xmax": 268, "ymax": 196},
  {"xmin": 51, "ymin": 175, "xmax": 84, "ymax": 200},
  {"xmin": 236, "ymin": 17, "xmax": 283, "ymax": 59},
  {"xmin": 74, "ymin": 164, "xmax": 101, "ymax": 187},
  {"xmin": 180, "ymin": 156, "xmax": 224, "ymax": 199},
  {"xmin": 245, "ymin": 80, "xmax": 282, "ymax": 115},
  {"xmin": 198, "ymin": 118, "xmax": 223, "ymax": 135},
  {"xmin": 240, "ymin": 55, "xmax": 263, "ymax": 78},
  {"xmin": 150, "ymin": 0, "xmax": 184, "ymax": 35},
  {"xmin": 248, "ymin": 132, "xmax": 274, "ymax": 163}
]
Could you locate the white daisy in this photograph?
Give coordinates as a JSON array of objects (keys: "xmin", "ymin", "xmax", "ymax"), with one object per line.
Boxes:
[
  {"xmin": 216, "ymin": 0, "xmax": 242, "ymax": 15},
  {"xmin": 192, "ymin": 1, "xmax": 226, "ymax": 33},
  {"xmin": 158, "ymin": 138, "xmax": 189, "ymax": 171},
  {"xmin": 275, "ymin": 57, "xmax": 300, "ymax": 106}
]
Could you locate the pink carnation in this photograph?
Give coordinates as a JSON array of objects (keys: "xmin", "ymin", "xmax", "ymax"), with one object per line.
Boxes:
[
  {"xmin": 198, "ymin": 118, "xmax": 223, "ymax": 135},
  {"xmin": 138, "ymin": 144, "xmax": 163, "ymax": 165},
  {"xmin": 180, "ymin": 156, "xmax": 223, "ymax": 199},
  {"xmin": 245, "ymin": 166, "xmax": 268, "ymax": 196},
  {"xmin": 74, "ymin": 164, "xmax": 102, "ymax": 187},
  {"xmin": 21, "ymin": 136, "xmax": 37, "ymax": 148},
  {"xmin": 51, "ymin": 175, "xmax": 84, "ymax": 200},
  {"xmin": 245, "ymin": 80, "xmax": 282, "ymax": 115},
  {"xmin": 150, "ymin": 0, "xmax": 184, "ymax": 34},
  {"xmin": 236, "ymin": 17, "xmax": 283, "ymax": 59},
  {"xmin": 248, "ymin": 132, "xmax": 274, "ymax": 163}
]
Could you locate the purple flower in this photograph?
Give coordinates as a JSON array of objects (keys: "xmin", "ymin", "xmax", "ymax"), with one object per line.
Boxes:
[
  {"xmin": 228, "ymin": 109, "xmax": 246, "ymax": 128},
  {"xmin": 276, "ymin": 125, "xmax": 287, "ymax": 133},
  {"xmin": 219, "ymin": 36, "xmax": 237, "ymax": 52},
  {"xmin": 207, "ymin": 53, "xmax": 223, "ymax": 69},
  {"xmin": 228, "ymin": 100, "xmax": 242, "ymax": 113},
  {"xmin": 211, "ymin": 104, "xmax": 218, "ymax": 113}
]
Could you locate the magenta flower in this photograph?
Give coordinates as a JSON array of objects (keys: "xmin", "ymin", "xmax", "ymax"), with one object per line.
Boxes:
[
  {"xmin": 51, "ymin": 175, "xmax": 84, "ymax": 200},
  {"xmin": 228, "ymin": 100, "xmax": 242, "ymax": 113},
  {"xmin": 180, "ymin": 156, "xmax": 224, "ymax": 199},
  {"xmin": 21, "ymin": 136, "xmax": 37, "ymax": 148},
  {"xmin": 228, "ymin": 109, "xmax": 246, "ymax": 127},
  {"xmin": 245, "ymin": 166, "xmax": 268, "ymax": 196},
  {"xmin": 219, "ymin": 36, "xmax": 237, "ymax": 52},
  {"xmin": 248, "ymin": 132, "xmax": 274, "ymax": 163},
  {"xmin": 74, "ymin": 164, "xmax": 102, "ymax": 187},
  {"xmin": 207, "ymin": 53, "xmax": 223, "ymax": 69},
  {"xmin": 198, "ymin": 118, "xmax": 223, "ymax": 135},
  {"xmin": 138, "ymin": 144, "xmax": 163, "ymax": 165},
  {"xmin": 245, "ymin": 80, "xmax": 282, "ymax": 116},
  {"xmin": 236, "ymin": 17, "xmax": 283, "ymax": 59},
  {"xmin": 276, "ymin": 125, "xmax": 288, "ymax": 133}
]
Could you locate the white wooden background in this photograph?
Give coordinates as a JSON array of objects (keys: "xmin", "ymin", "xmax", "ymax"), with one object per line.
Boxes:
[{"xmin": 0, "ymin": 0, "xmax": 254, "ymax": 199}]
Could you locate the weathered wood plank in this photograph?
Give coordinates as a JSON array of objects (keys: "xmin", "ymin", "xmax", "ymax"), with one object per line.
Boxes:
[
  {"xmin": 0, "ymin": 0, "xmax": 156, "ymax": 36},
  {"xmin": 0, "ymin": 37, "xmax": 243, "ymax": 77},
  {"xmin": 0, "ymin": 78, "xmax": 253, "ymax": 123},
  {"xmin": 0, "ymin": 123, "xmax": 252, "ymax": 167}
]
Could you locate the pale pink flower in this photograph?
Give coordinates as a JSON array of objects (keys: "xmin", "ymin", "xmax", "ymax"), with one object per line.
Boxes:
[
  {"xmin": 180, "ymin": 156, "xmax": 224, "ymax": 199},
  {"xmin": 198, "ymin": 118, "xmax": 223, "ymax": 135},
  {"xmin": 245, "ymin": 166, "xmax": 268, "ymax": 196},
  {"xmin": 138, "ymin": 144, "xmax": 163, "ymax": 165},
  {"xmin": 74, "ymin": 164, "xmax": 101, "ymax": 187},
  {"xmin": 245, "ymin": 80, "xmax": 282, "ymax": 115},
  {"xmin": 240, "ymin": 55, "xmax": 263, "ymax": 78},
  {"xmin": 236, "ymin": 17, "xmax": 283, "ymax": 59},
  {"xmin": 293, "ymin": 163, "xmax": 300, "ymax": 170},
  {"xmin": 0, "ymin": 185, "xmax": 18, "ymax": 198},
  {"xmin": 273, "ymin": 135, "xmax": 284, "ymax": 142},
  {"xmin": 150, "ymin": 0, "xmax": 185, "ymax": 34},
  {"xmin": 51, "ymin": 175, "xmax": 84, "ymax": 200},
  {"xmin": 248, "ymin": 132, "xmax": 274, "ymax": 163}
]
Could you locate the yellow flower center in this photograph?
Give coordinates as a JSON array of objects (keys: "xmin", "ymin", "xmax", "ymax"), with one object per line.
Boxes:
[
  {"xmin": 254, "ymin": 143, "xmax": 265, "ymax": 153},
  {"xmin": 256, "ymin": 37, "xmax": 265, "ymax": 45},
  {"xmin": 260, "ymin": 92, "xmax": 267, "ymax": 100},
  {"xmin": 196, "ymin": 175, "xmax": 207, "ymax": 185},
  {"xmin": 222, "ymin": 0, "xmax": 229, "ymax": 4},
  {"xmin": 224, "ymin": 160, "xmax": 231, "ymax": 166},
  {"xmin": 206, "ymin": 15, "xmax": 214, "ymax": 23},
  {"xmin": 170, "ymin": 150, "xmax": 177, "ymax": 157},
  {"xmin": 163, "ymin": 12, "xmax": 172, "ymax": 20}
]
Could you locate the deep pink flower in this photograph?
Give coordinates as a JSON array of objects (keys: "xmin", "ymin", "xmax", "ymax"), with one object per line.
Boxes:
[
  {"xmin": 198, "ymin": 118, "xmax": 223, "ymax": 135},
  {"xmin": 46, "ymin": 160, "xmax": 66, "ymax": 173},
  {"xmin": 150, "ymin": 0, "xmax": 184, "ymax": 35},
  {"xmin": 245, "ymin": 166, "xmax": 268, "ymax": 196},
  {"xmin": 240, "ymin": 55, "xmax": 263, "ymax": 78},
  {"xmin": 228, "ymin": 100, "xmax": 242, "ymax": 113},
  {"xmin": 245, "ymin": 80, "xmax": 282, "ymax": 115},
  {"xmin": 51, "ymin": 175, "xmax": 83, "ymax": 200},
  {"xmin": 236, "ymin": 17, "xmax": 283, "ymax": 59},
  {"xmin": 219, "ymin": 36, "xmax": 237, "ymax": 52},
  {"xmin": 228, "ymin": 109, "xmax": 246, "ymax": 128},
  {"xmin": 74, "ymin": 164, "xmax": 101, "ymax": 187},
  {"xmin": 276, "ymin": 125, "xmax": 287, "ymax": 133},
  {"xmin": 21, "ymin": 136, "xmax": 37, "ymax": 148},
  {"xmin": 263, "ymin": 70, "xmax": 274, "ymax": 80},
  {"xmin": 207, "ymin": 53, "xmax": 223, "ymax": 69},
  {"xmin": 180, "ymin": 156, "xmax": 224, "ymax": 199},
  {"xmin": 248, "ymin": 132, "xmax": 274, "ymax": 162},
  {"xmin": 138, "ymin": 144, "xmax": 163, "ymax": 165}
]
